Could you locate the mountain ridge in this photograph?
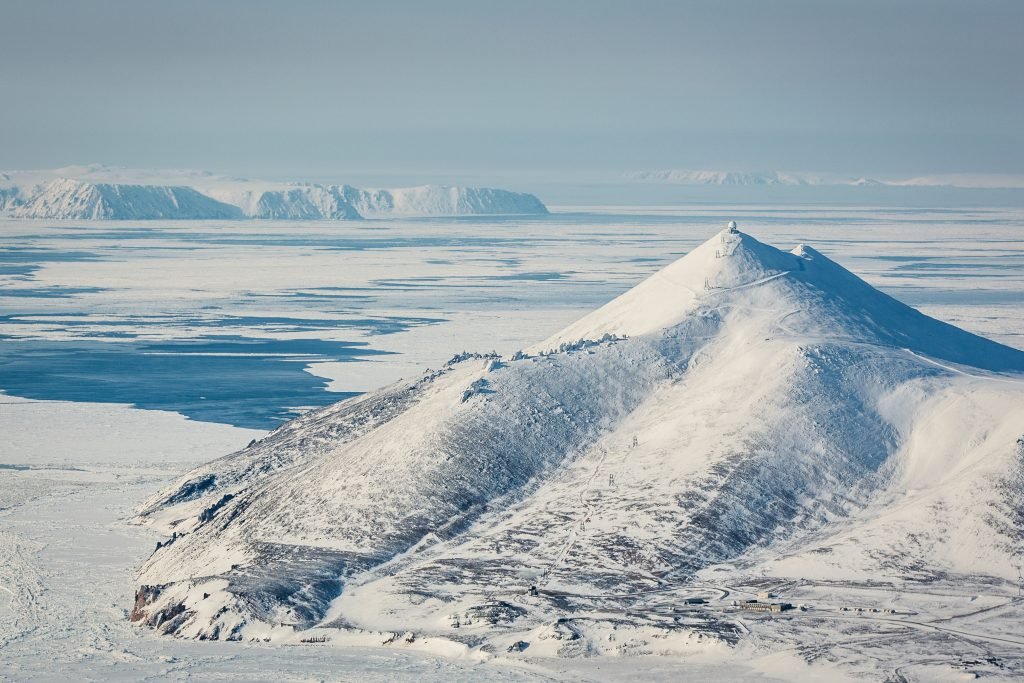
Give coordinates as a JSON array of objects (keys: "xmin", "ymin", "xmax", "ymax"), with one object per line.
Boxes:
[{"xmin": 129, "ymin": 227, "xmax": 1024, "ymax": 661}]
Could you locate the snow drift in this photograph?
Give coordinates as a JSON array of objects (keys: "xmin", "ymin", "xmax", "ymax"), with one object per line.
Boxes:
[{"xmin": 131, "ymin": 228, "xmax": 1024, "ymax": 654}]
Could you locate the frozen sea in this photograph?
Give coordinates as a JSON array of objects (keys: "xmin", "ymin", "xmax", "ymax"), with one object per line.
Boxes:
[
  {"xmin": 2, "ymin": 205, "xmax": 1021, "ymax": 429},
  {"xmin": 1, "ymin": 205, "xmax": 1022, "ymax": 681}
]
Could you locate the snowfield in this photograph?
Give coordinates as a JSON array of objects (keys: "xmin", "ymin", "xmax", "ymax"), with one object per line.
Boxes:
[
  {"xmin": 126, "ymin": 228, "xmax": 1024, "ymax": 680},
  {"xmin": 0, "ymin": 395, "xmax": 563, "ymax": 682}
]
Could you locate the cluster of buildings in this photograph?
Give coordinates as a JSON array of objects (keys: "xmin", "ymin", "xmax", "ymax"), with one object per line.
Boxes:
[
  {"xmin": 730, "ymin": 591, "xmax": 793, "ymax": 613},
  {"xmin": 731, "ymin": 599, "xmax": 794, "ymax": 613}
]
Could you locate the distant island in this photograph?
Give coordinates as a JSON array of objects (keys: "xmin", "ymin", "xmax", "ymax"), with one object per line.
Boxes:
[
  {"xmin": 626, "ymin": 168, "xmax": 1024, "ymax": 189},
  {"xmin": 0, "ymin": 166, "xmax": 548, "ymax": 220}
]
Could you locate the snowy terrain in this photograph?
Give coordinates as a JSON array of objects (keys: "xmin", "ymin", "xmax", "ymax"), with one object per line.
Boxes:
[
  {"xmin": 0, "ymin": 167, "xmax": 548, "ymax": 220},
  {"xmin": 0, "ymin": 394, "xmax": 571, "ymax": 682},
  {"xmin": 130, "ymin": 228, "xmax": 1024, "ymax": 680},
  {"xmin": 2, "ymin": 207, "xmax": 1023, "ymax": 681}
]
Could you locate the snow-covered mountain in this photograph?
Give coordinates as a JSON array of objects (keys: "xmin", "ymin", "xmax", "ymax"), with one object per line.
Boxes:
[
  {"xmin": 889, "ymin": 173, "xmax": 1024, "ymax": 189},
  {"xmin": 626, "ymin": 169, "xmax": 855, "ymax": 186},
  {"xmin": 0, "ymin": 167, "xmax": 549, "ymax": 219},
  {"xmin": 11, "ymin": 179, "xmax": 244, "ymax": 220},
  {"xmin": 131, "ymin": 227, "xmax": 1024, "ymax": 658},
  {"xmin": 216, "ymin": 184, "xmax": 548, "ymax": 220},
  {"xmin": 627, "ymin": 169, "xmax": 1024, "ymax": 190},
  {"xmin": 344, "ymin": 185, "xmax": 548, "ymax": 218}
]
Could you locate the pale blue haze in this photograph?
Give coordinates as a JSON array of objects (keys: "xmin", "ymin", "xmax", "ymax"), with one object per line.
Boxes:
[{"xmin": 0, "ymin": 0, "xmax": 1021, "ymax": 176}]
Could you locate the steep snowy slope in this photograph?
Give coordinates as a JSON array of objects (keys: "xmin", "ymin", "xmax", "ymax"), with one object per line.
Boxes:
[
  {"xmin": 13, "ymin": 179, "xmax": 243, "ymax": 220},
  {"xmin": 132, "ymin": 228, "xmax": 1024, "ymax": 656},
  {"xmin": 248, "ymin": 185, "xmax": 363, "ymax": 220},
  {"xmin": 0, "ymin": 185, "xmax": 20, "ymax": 211}
]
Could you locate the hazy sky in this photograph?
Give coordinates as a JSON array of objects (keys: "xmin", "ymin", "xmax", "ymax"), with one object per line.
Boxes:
[{"xmin": 1, "ymin": 0, "xmax": 1022, "ymax": 177}]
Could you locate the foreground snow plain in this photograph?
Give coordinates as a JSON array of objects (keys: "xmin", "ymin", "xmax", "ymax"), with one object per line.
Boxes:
[{"xmin": 1, "ymin": 206, "xmax": 1023, "ymax": 681}]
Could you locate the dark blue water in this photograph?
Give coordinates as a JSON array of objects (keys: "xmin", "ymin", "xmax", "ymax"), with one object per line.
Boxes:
[
  {"xmin": 0, "ymin": 335, "xmax": 389, "ymax": 429},
  {"xmin": 2, "ymin": 286, "xmax": 106, "ymax": 298}
]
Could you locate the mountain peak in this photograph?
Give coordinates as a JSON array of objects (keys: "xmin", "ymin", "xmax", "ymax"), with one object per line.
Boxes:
[
  {"xmin": 532, "ymin": 225, "xmax": 803, "ymax": 349},
  {"xmin": 702, "ymin": 226, "xmax": 804, "ymax": 280},
  {"xmin": 534, "ymin": 227, "xmax": 1024, "ymax": 373}
]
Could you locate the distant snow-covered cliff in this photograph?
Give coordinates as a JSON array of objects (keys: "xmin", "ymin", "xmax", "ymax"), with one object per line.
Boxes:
[
  {"xmin": 248, "ymin": 185, "xmax": 364, "ymax": 220},
  {"xmin": 235, "ymin": 184, "xmax": 548, "ymax": 219},
  {"xmin": 1, "ymin": 168, "xmax": 549, "ymax": 220},
  {"xmin": 626, "ymin": 169, "xmax": 841, "ymax": 186},
  {"xmin": 344, "ymin": 185, "xmax": 549, "ymax": 218},
  {"xmin": 11, "ymin": 179, "xmax": 243, "ymax": 220}
]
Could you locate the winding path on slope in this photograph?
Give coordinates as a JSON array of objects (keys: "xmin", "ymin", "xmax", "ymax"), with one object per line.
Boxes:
[
  {"xmin": 536, "ymin": 445, "xmax": 611, "ymax": 588},
  {"xmin": 903, "ymin": 349, "xmax": 1024, "ymax": 385}
]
